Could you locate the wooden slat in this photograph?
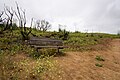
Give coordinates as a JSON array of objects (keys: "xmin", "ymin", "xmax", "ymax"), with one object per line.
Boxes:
[
  {"xmin": 28, "ymin": 39, "xmax": 63, "ymax": 46},
  {"xmin": 28, "ymin": 37, "xmax": 68, "ymax": 50},
  {"xmin": 34, "ymin": 46, "xmax": 67, "ymax": 48}
]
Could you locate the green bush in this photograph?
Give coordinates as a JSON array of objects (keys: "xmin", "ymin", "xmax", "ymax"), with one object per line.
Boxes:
[
  {"xmin": 95, "ymin": 63, "xmax": 103, "ymax": 67},
  {"xmin": 29, "ymin": 48, "xmax": 57, "ymax": 59},
  {"xmin": 58, "ymin": 28, "xmax": 69, "ymax": 40},
  {"xmin": 12, "ymin": 23, "xmax": 18, "ymax": 30},
  {"xmin": 95, "ymin": 56, "xmax": 105, "ymax": 61}
]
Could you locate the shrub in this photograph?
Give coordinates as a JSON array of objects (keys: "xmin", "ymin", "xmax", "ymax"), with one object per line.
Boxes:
[
  {"xmin": 29, "ymin": 51, "xmax": 41, "ymax": 59},
  {"xmin": 29, "ymin": 48, "xmax": 57, "ymax": 59},
  {"xmin": 95, "ymin": 63, "xmax": 103, "ymax": 67},
  {"xmin": 12, "ymin": 23, "xmax": 18, "ymax": 30},
  {"xmin": 95, "ymin": 56, "xmax": 105, "ymax": 61},
  {"xmin": 58, "ymin": 28, "xmax": 69, "ymax": 40}
]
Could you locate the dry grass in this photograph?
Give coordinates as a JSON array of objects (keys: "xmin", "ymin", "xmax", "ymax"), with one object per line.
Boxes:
[{"xmin": 55, "ymin": 39, "xmax": 120, "ymax": 80}]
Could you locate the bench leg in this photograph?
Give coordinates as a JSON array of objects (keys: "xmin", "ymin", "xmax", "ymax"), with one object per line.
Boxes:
[
  {"xmin": 36, "ymin": 48, "xmax": 38, "ymax": 52},
  {"xmin": 57, "ymin": 48, "xmax": 60, "ymax": 53}
]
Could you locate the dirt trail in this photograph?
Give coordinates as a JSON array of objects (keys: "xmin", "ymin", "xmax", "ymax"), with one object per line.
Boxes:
[{"xmin": 56, "ymin": 39, "xmax": 120, "ymax": 80}]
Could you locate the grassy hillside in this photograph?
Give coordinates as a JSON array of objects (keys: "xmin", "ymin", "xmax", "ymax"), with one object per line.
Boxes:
[
  {"xmin": 31, "ymin": 29, "xmax": 119, "ymax": 51},
  {"xmin": 64, "ymin": 32, "xmax": 119, "ymax": 51},
  {"xmin": 0, "ymin": 30, "xmax": 64, "ymax": 79},
  {"xmin": 0, "ymin": 27, "xmax": 119, "ymax": 79}
]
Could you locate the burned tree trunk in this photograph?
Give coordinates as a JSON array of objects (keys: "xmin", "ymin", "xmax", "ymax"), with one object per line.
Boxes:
[
  {"xmin": 3, "ymin": 5, "xmax": 15, "ymax": 31},
  {"xmin": 15, "ymin": 2, "xmax": 33, "ymax": 40}
]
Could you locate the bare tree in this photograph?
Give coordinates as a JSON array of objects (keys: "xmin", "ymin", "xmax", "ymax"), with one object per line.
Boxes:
[
  {"xmin": 3, "ymin": 5, "xmax": 15, "ymax": 30},
  {"xmin": 0, "ymin": 11, "xmax": 4, "ymax": 22},
  {"xmin": 15, "ymin": 2, "xmax": 33, "ymax": 40},
  {"xmin": 36, "ymin": 20, "xmax": 41, "ymax": 30},
  {"xmin": 36, "ymin": 19, "xmax": 51, "ymax": 32},
  {"xmin": 0, "ymin": 11, "xmax": 5, "ymax": 33},
  {"xmin": 41, "ymin": 20, "xmax": 51, "ymax": 32}
]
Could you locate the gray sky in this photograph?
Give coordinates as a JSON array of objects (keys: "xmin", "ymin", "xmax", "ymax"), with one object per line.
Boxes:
[{"xmin": 0, "ymin": 0, "xmax": 120, "ymax": 33}]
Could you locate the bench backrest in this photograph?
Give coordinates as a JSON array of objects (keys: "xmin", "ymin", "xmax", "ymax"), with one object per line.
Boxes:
[{"xmin": 28, "ymin": 38, "xmax": 63, "ymax": 46}]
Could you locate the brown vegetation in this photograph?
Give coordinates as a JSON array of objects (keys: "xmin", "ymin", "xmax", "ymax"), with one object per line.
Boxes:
[{"xmin": 55, "ymin": 39, "xmax": 120, "ymax": 80}]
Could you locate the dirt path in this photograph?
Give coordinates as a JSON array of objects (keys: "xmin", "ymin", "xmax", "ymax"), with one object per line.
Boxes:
[{"xmin": 56, "ymin": 39, "xmax": 120, "ymax": 80}]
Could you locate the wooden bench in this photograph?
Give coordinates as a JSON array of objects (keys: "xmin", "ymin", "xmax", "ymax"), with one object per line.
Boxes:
[{"xmin": 28, "ymin": 37, "xmax": 67, "ymax": 53}]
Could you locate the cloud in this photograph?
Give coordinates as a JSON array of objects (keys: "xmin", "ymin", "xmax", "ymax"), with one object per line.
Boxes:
[{"xmin": 0, "ymin": 0, "xmax": 120, "ymax": 33}]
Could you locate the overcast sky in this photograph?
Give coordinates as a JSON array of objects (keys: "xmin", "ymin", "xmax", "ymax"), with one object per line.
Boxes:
[{"xmin": 0, "ymin": 0, "xmax": 120, "ymax": 33}]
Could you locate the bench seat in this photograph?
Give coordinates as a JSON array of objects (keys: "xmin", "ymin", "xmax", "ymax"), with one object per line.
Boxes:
[{"xmin": 28, "ymin": 37, "xmax": 67, "ymax": 53}]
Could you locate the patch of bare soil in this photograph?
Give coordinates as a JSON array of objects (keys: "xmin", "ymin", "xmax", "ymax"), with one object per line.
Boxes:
[{"xmin": 55, "ymin": 39, "xmax": 120, "ymax": 80}]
